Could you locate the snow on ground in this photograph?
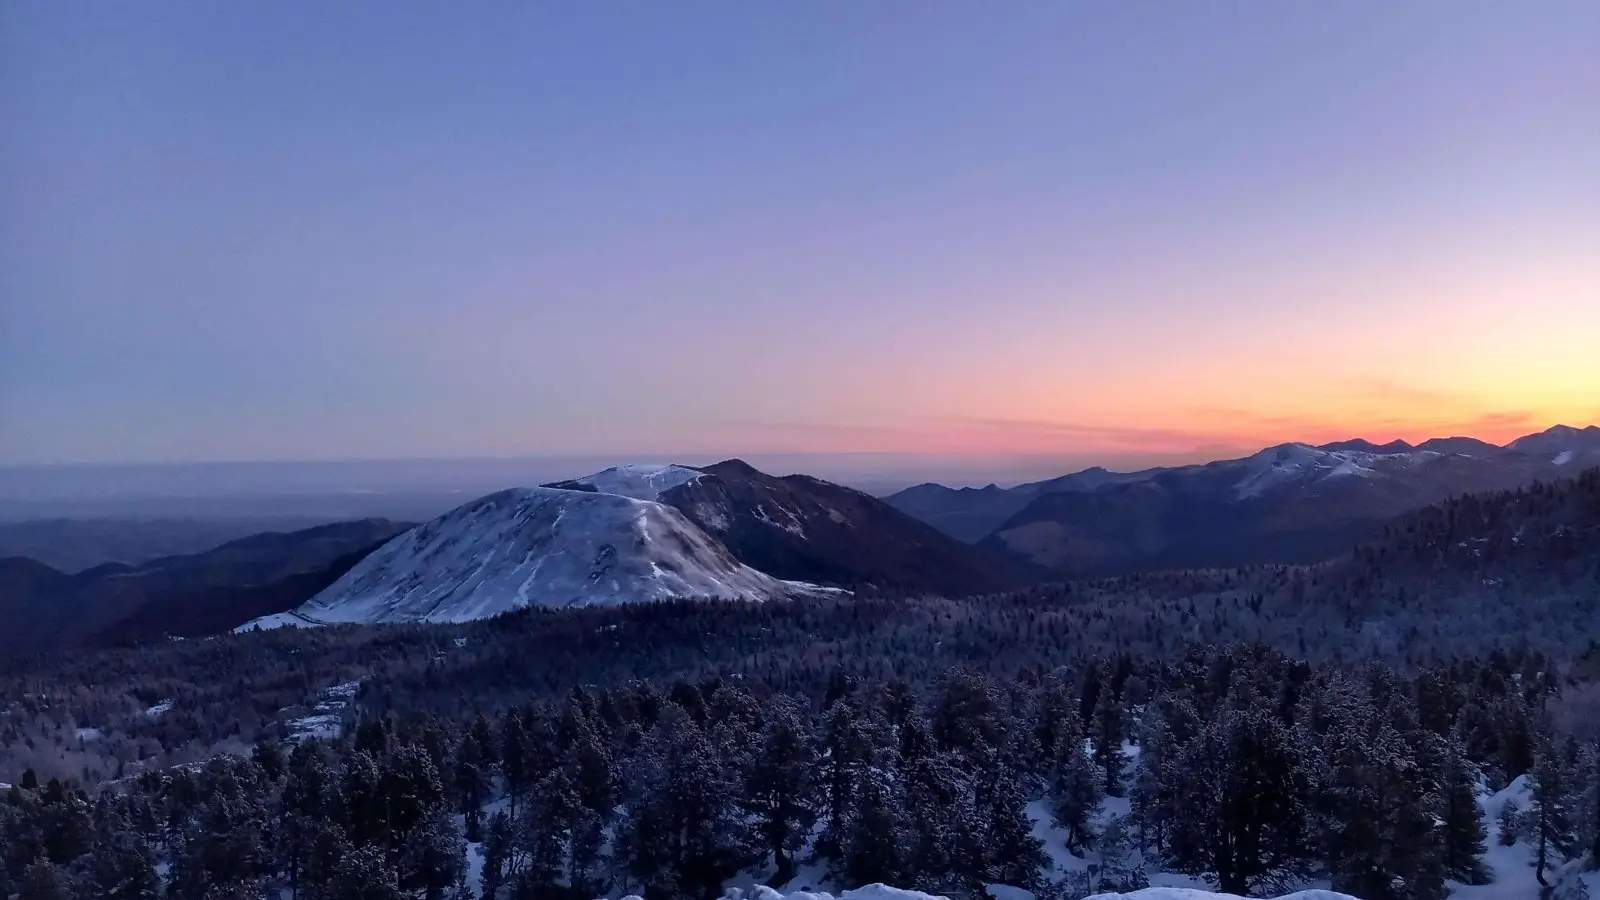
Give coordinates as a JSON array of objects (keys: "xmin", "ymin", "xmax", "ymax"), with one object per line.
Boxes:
[
  {"xmin": 718, "ymin": 886, "xmax": 951, "ymax": 900},
  {"xmin": 1554, "ymin": 450, "xmax": 1576, "ymax": 465},
  {"xmin": 1081, "ymin": 883, "xmax": 1356, "ymax": 890},
  {"xmin": 1450, "ymin": 774, "xmax": 1599, "ymax": 900},
  {"xmin": 143, "ymin": 700, "xmax": 172, "ymax": 717},
  {"xmin": 234, "ymin": 611, "xmax": 320, "ymax": 631},
  {"xmin": 713, "ymin": 889, "xmax": 1358, "ymax": 900},
  {"xmin": 284, "ymin": 680, "xmax": 362, "ymax": 742},
  {"xmin": 75, "ymin": 726, "xmax": 102, "ymax": 741}
]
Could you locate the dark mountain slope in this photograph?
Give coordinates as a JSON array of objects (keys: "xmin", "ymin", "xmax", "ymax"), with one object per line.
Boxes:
[
  {"xmin": 94, "ymin": 544, "xmax": 390, "ymax": 645},
  {"xmin": 659, "ymin": 459, "xmax": 1040, "ymax": 594},
  {"xmin": 0, "ymin": 516, "xmax": 338, "ymax": 573},
  {"xmin": 880, "ymin": 482, "xmax": 1036, "ymax": 543},
  {"xmin": 981, "ymin": 444, "xmax": 1575, "ymax": 575},
  {"xmin": 1414, "ymin": 436, "xmax": 1504, "ymax": 456},
  {"xmin": 0, "ymin": 519, "xmax": 407, "ymax": 656}
]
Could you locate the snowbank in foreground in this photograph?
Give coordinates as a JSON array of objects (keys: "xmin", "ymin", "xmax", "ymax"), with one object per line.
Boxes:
[
  {"xmin": 709, "ymin": 887, "xmax": 947, "ymax": 900},
  {"xmin": 1084, "ymin": 890, "xmax": 1359, "ymax": 900},
  {"xmin": 688, "ymin": 885, "xmax": 1360, "ymax": 900}
]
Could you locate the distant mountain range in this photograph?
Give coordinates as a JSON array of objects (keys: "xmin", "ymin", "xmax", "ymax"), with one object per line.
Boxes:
[
  {"xmin": 6, "ymin": 427, "xmax": 1595, "ymax": 649},
  {"xmin": 885, "ymin": 424, "xmax": 1600, "ymax": 574}
]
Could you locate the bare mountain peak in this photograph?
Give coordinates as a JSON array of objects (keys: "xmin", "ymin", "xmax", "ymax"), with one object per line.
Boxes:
[
  {"xmin": 1317, "ymin": 438, "xmax": 1415, "ymax": 454},
  {"xmin": 698, "ymin": 458, "xmax": 766, "ymax": 479}
]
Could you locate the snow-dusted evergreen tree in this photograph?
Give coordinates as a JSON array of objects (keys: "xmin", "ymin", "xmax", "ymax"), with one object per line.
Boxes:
[
  {"xmin": 1499, "ymin": 798, "xmax": 1524, "ymax": 846},
  {"xmin": 1441, "ymin": 737, "xmax": 1490, "ymax": 884},
  {"xmin": 398, "ymin": 807, "xmax": 464, "ymax": 900},
  {"xmin": 480, "ymin": 811, "xmax": 513, "ymax": 900},
  {"xmin": 1532, "ymin": 728, "xmax": 1582, "ymax": 886},
  {"xmin": 1047, "ymin": 708, "xmax": 1102, "ymax": 853},
  {"xmin": 1316, "ymin": 688, "xmax": 1447, "ymax": 900},
  {"xmin": 15, "ymin": 859, "xmax": 72, "ymax": 900},
  {"xmin": 327, "ymin": 843, "xmax": 404, "ymax": 900},
  {"xmin": 818, "ymin": 691, "xmax": 880, "ymax": 861},
  {"xmin": 82, "ymin": 823, "xmax": 160, "ymax": 900},
  {"xmin": 1091, "ymin": 675, "xmax": 1128, "ymax": 798},
  {"xmin": 522, "ymin": 767, "xmax": 583, "ymax": 889},
  {"xmin": 1590, "ymin": 745, "xmax": 1600, "ymax": 869},
  {"xmin": 979, "ymin": 741, "xmax": 1046, "ymax": 889},
  {"xmin": 617, "ymin": 704, "xmax": 754, "ymax": 900},
  {"xmin": 743, "ymin": 695, "xmax": 818, "ymax": 884},
  {"xmin": 898, "ymin": 714, "xmax": 970, "ymax": 890},
  {"xmin": 842, "ymin": 768, "xmax": 909, "ymax": 887},
  {"xmin": 1165, "ymin": 698, "xmax": 1310, "ymax": 896}
]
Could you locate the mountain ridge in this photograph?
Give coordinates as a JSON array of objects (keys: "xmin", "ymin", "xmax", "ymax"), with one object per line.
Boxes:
[{"xmin": 888, "ymin": 423, "xmax": 1600, "ymax": 574}]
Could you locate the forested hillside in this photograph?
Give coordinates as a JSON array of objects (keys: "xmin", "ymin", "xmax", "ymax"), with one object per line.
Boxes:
[{"xmin": 4, "ymin": 647, "xmax": 1597, "ymax": 900}]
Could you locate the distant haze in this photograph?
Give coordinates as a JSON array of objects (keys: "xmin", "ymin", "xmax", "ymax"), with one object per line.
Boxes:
[
  {"xmin": 0, "ymin": 450, "xmax": 1227, "ymax": 520},
  {"xmin": 4, "ymin": 4, "xmax": 1598, "ymax": 468}
]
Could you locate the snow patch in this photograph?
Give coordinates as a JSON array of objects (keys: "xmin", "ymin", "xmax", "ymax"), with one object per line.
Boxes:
[
  {"xmin": 717, "ymin": 889, "xmax": 1358, "ymax": 900},
  {"xmin": 285, "ymin": 681, "xmax": 362, "ymax": 742},
  {"xmin": 720, "ymin": 886, "xmax": 955, "ymax": 900},
  {"xmin": 144, "ymin": 700, "xmax": 172, "ymax": 717},
  {"xmin": 234, "ymin": 611, "xmax": 320, "ymax": 632},
  {"xmin": 1554, "ymin": 450, "xmax": 1575, "ymax": 465},
  {"xmin": 567, "ymin": 464, "xmax": 703, "ymax": 500},
  {"xmin": 1232, "ymin": 444, "xmax": 1387, "ymax": 499}
]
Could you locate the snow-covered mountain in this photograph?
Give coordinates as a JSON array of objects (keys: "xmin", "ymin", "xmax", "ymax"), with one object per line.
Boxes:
[{"xmin": 242, "ymin": 487, "xmax": 805, "ymax": 628}]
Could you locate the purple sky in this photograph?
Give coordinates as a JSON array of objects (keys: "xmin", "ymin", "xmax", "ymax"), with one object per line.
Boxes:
[{"xmin": 4, "ymin": 2, "xmax": 1597, "ymax": 470}]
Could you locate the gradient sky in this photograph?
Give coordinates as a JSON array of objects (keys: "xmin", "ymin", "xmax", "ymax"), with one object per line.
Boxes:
[{"xmin": 4, "ymin": 2, "xmax": 1598, "ymax": 470}]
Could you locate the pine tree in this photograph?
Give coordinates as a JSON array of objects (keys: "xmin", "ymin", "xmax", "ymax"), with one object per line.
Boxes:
[
  {"xmin": 843, "ymin": 771, "xmax": 907, "ymax": 888},
  {"xmin": 501, "ymin": 711, "xmax": 528, "ymax": 820},
  {"xmin": 1167, "ymin": 702, "xmax": 1310, "ymax": 896},
  {"xmin": 982, "ymin": 750, "xmax": 1046, "ymax": 889},
  {"xmin": 84, "ymin": 826, "xmax": 160, "ymax": 900},
  {"xmin": 1092, "ymin": 682, "xmax": 1127, "ymax": 797},
  {"xmin": 16, "ymin": 859, "xmax": 72, "ymax": 900},
  {"xmin": 523, "ymin": 767, "xmax": 582, "ymax": 888},
  {"xmin": 1048, "ymin": 713, "xmax": 1103, "ymax": 853},
  {"xmin": 744, "ymin": 696, "xmax": 818, "ymax": 883},
  {"xmin": 1498, "ymin": 798, "xmax": 1523, "ymax": 846},
  {"xmin": 1589, "ymin": 746, "xmax": 1600, "ymax": 870},
  {"xmin": 399, "ymin": 807, "xmax": 465, "ymax": 900},
  {"xmin": 328, "ymin": 843, "xmax": 404, "ymax": 900},
  {"xmin": 1532, "ymin": 734, "xmax": 1581, "ymax": 887},
  {"xmin": 1441, "ymin": 741, "xmax": 1489, "ymax": 884},
  {"xmin": 480, "ymin": 812, "xmax": 512, "ymax": 900},
  {"xmin": 618, "ymin": 708, "xmax": 754, "ymax": 899}
]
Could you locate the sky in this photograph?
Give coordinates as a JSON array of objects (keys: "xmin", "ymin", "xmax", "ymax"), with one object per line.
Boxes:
[{"xmin": 4, "ymin": 2, "xmax": 1598, "ymax": 476}]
